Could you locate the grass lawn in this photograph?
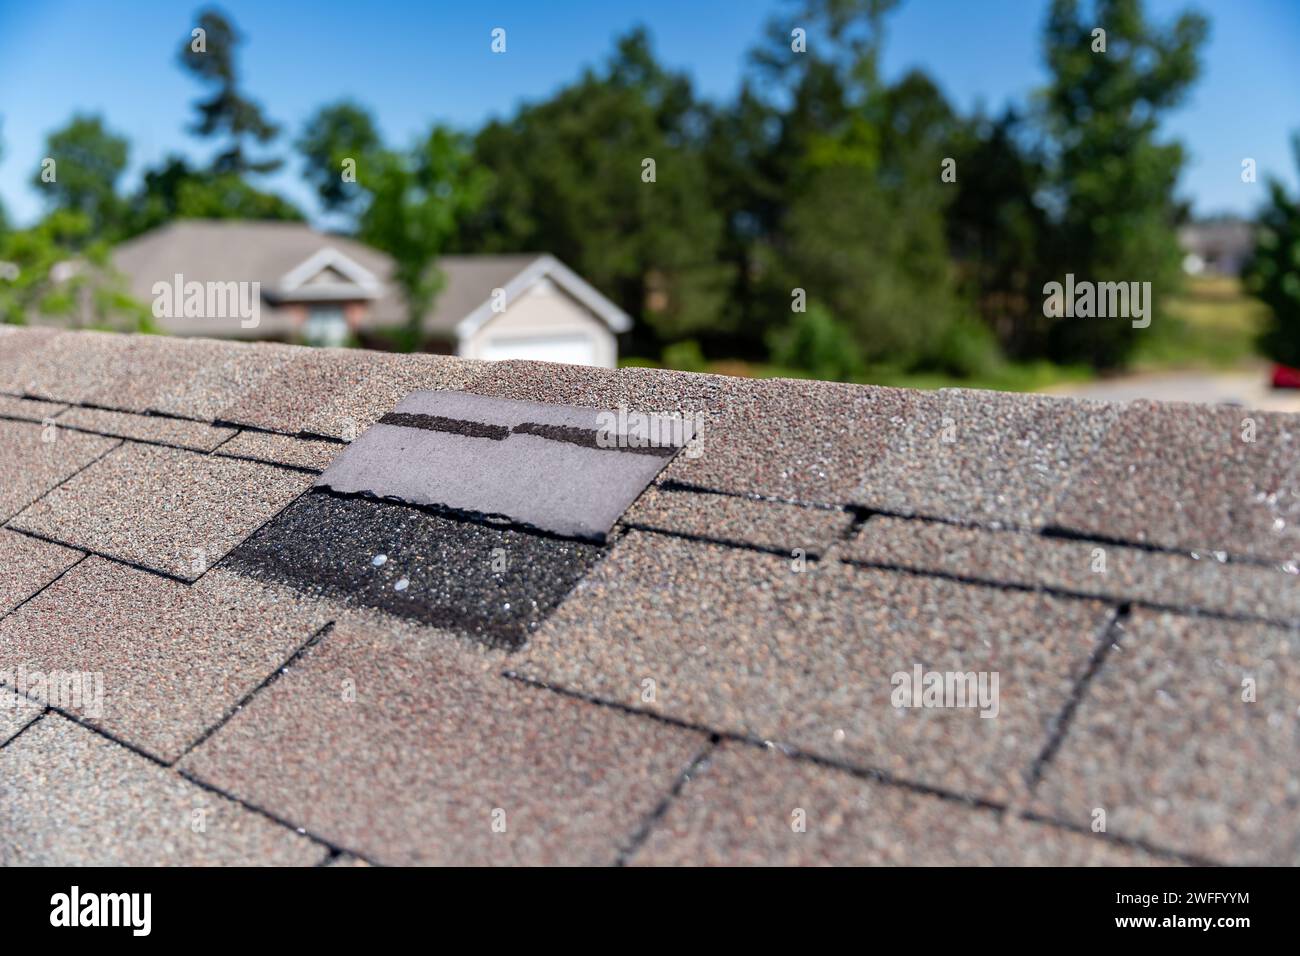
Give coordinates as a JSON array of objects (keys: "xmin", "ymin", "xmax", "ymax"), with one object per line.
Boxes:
[{"xmin": 630, "ymin": 276, "xmax": 1271, "ymax": 393}]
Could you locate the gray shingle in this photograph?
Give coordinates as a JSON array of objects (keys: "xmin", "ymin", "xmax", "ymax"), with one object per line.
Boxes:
[
  {"xmin": 0, "ymin": 715, "xmax": 325, "ymax": 865},
  {"xmin": 1032, "ymin": 609, "xmax": 1300, "ymax": 865},
  {"xmin": 0, "ymin": 690, "xmax": 44, "ymax": 747},
  {"xmin": 0, "ymin": 394, "xmax": 66, "ymax": 423},
  {"xmin": 0, "ymin": 529, "xmax": 81, "ymax": 616},
  {"xmin": 845, "ymin": 515, "xmax": 1300, "ymax": 624},
  {"xmin": 632, "ymin": 743, "xmax": 1168, "ymax": 866},
  {"xmin": 0, "ymin": 330, "xmax": 137, "ymax": 404},
  {"xmin": 0, "ymin": 557, "xmax": 332, "ymax": 762},
  {"xmin": 216, "ymin": 430, "xmax": 342, "ymax": 471},
  {"xmin": 515, "ymin": 530, "xmax": 1113, "ymax": 802},
  {"xmin": 9, "ymin": 442, "xmax": 313, "ymax": 581},
  {"xmin": 0, "ymin": 419, "xmax": 118, "ymax": 522},
  {"xmin": 317, "ymin": 390, "xmax": 686, "ymax": 541},
  {"xmin": 181, "ymin": 611, "xmax": 706, "ymax": 865},
  {"xmin": 57, "ymin": 406, "xmax": 237, "ymax": 452},
  {"xmin": 851, "ymin": 388, "xmax": 1122, "ymax": 530},
  {"xmin": 621, "ymin": 486, "xmax": 853, "ymax": 556},
  {"xmin": 1051, "ymin": 400, "xmax": 1300, "ymax": 561}
]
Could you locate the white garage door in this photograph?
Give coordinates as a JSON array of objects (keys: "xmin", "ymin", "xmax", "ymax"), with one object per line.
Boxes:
[{"xmin": 480, "ymin": 333, "xmax": 598, "ymax": 366}]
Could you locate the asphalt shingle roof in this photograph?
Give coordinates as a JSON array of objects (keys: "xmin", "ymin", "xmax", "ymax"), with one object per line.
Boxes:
[{"xmin": 1, "ymin": 326, "xmax": 1296, "ymax": 867}]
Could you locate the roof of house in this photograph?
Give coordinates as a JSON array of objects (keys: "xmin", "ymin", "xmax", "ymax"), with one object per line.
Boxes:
[
  {"xmin": 111, "ymin": 220, "xmax": 630, "ymax": 339},
  {"xmin": 1, "ymin": 325, "xmax": 1298, "ymax": 866}
]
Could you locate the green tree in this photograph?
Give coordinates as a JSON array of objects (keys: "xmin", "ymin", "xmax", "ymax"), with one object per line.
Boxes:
[
  {"xmin": 122, "ymin": 155, "xmax": 302, "ymax": 238},
  {"xmin": 456, "ymin": 28, "xmax": 730, "ymax": 353},
  {"xmin": 1039, "ymin": 0, "xmax": 1208, "ymax": 368},
  {"xmin": 30, "ymin": 114, "xmax": 128, "ymax": 241},
  {"xmin": 357, "ymin": 127, "xmax": 489, "ymax": 349},
  {"xmin": 178, "ymin": 8, "xmax": 282, "ymax": 174},
  {"xmin": 753, "ymin": 0, "xmax": 980, "ymax": 373},
  {"xmin": 0, "ymin": 210, "xmax": 150, "ymax": 330},
  {"xmin": 1244, "ymin": 134, "xmax": 1300, "ymax": 368},
  {"xmin": 296, "ymin": 100, "xmax": 383, "ymax": 216}
]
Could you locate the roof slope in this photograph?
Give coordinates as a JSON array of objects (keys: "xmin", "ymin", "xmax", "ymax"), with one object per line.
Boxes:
[
  {"xmin": 111, "ymin": 220, "xmax": 618, "ymax": 339},
  {"xmin": 1, "ymin": 326, "xmax": 1298, "ymax": 866}
]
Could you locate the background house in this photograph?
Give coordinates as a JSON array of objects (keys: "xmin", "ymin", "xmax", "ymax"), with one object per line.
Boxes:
[{"xmin": 111, "ymin": 220, "xmax": 630, "ymax": 367}]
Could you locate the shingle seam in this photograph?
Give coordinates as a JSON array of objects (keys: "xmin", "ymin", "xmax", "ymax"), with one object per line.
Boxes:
[
  {"xmin": 39, "ymin": 420, "xmax": 232, "ymax": 454},
  {"xmin": 0, "ymin": 709, "xmax": 47, "ymax": 750},
  {"xmin": 4, "ymin": 699, "xmax": 174, "ymax": 767},
  {"xmin": 1016, "ymin": 808, "xmax": 1222, "ymax": 867},
  {"xmin": 619, "ymin": 522, "xmax": 828, "ymax": 560},
  {"xmin": 176, "ymin": 768, "xmax": 381, "ymax": 865},
  {"xmin": 2, "ymin": 436, "xmax": 121, "ymax": 526},
  {"xmin": 211, "ymin": 450, "xmax": 324, "ymax": 475},
  {"xmin": 502, "ymin": 669, "xmax": 1217, "ymax": 864},
  {"xmin": 172, "ymin": 621, "xmax": 336, "ymax": 766},
  {"xmin": 0, "ymin": 551, "xmax": 88, "ymax": 626},
  {"xmin": 656, "ymin": 478, "xmax": 857, "ymax": 514},
  {"xmin": 1024, "ymin": 605, "xmax": 1129, "ymax": 792},
  {"xmin": 2, "ymin": 526, "xmax": 197, "ymax": 585},
  {"xmin": 614, "ymin": 738, "xmax": 720, "ymax": 867},
  {"xmin": 839, "ymin": 554, "xmax": 1300, "ymax": 630},
  {"xmin": 1040, "ymin": 523, "xmax": 1294, "ymax": 571}
]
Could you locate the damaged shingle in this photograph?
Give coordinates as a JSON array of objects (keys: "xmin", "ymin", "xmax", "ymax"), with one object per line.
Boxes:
[
  {"xmin": 223, "ymin": 492, "xmax": 604, "ymax": 649},
  {"xmin": 317, "ymin": 390, "xmax": 693, "ymax": 540}
]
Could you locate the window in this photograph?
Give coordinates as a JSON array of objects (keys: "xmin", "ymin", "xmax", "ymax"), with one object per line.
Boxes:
[{"xmin": 304, "ymin": 305, "xmax": 349, "ymax": 347}]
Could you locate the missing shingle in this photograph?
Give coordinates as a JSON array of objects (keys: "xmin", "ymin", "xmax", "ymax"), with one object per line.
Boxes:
[{"xmin": 223, "ymin": 493, "xmax": 603, "ymax": 650}]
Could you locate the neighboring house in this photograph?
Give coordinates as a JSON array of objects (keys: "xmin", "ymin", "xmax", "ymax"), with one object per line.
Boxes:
[
  {"xmin": 109, "ymin": 220, "xmax": 630, "ymax": 367},
  {"xmin": 1177, "ymin": 218, "xmax": 1255, "ymax": 277}
]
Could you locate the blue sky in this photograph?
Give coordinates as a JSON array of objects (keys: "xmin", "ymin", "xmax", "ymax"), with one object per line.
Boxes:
[{"xmin": 1, "ymin": 0, "xmax": 1297, "ymax": 226}]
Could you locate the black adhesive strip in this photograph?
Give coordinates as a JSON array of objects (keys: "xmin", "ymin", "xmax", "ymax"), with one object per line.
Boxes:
[
  {"xmin": 378, "ymin": 412, "xmax": 510, "ymax": 441},
  {"xmin": 512, "ymin": 421, "xmax": 678, "ymax": 458}
]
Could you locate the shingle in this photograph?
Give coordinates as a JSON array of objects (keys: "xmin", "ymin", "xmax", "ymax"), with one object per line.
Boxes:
[
  {"xmin": 224, "ymin": 493, "xmax": 603, "ymax": 649},
  {"xmin": 216, "ymin": 348, "xmax": 482, "ymax": 440},
  {"xmin": 0, "ymin": 690, "xmax": 44, "ymax": 746},
  {"xmin": 57, "ymin": 406, "xmax": 237, "ymax": 452},
  {"xmin": 0, "ymin": 419, "xmax": 118, "ymax": 522},
  {"xmin": 621, "ymin": 486, "xmax": 853, "ymax": 556},
  {"xmin": 0, "ymin": 325, "xmax": 60, "ymax": 387},
  {"xmin": 126, "ymin": 337, "xmax": 302, "ymax": 421},
  {"xmin": 181, "ymin": 611, "xmax": 706, "ymax": 866},
  {"xmin": 216, "ymin": 430, "xmax": 343, "ymax": 471},
  {"xmin": 851, "ymin": 388, "xmax": 1122, "ymax": 530},
  {"xmin": 0, "ymin": 529, "xmax": 81, "ymax": 616},
  {"xmin": 0, "ymin": 394, "xmax": 66, "ymax": 422},
  {"xmin": 515, "ymin": 531, "xmax": 1113, "ymax": 802},
  {"xmin": 0, "ymin": 716, "xmax": 324, "ymax": 865},
  {"xmin": 1051, "ymin": 400, "xmax": 1300, "ymax": 561},
  {"xmin": 473, "ymin": 365, "xmax": 917, "ymax": 508},
  {"xmin": 631, "ymin": 744, "xmax": 1167, "ymax": 866},
  {"xmin": 317, "ymin": 390, "xmax": 688, "ymax": 541},
  {"xmin": 845, "ymin": 515, "xmax": 1300, "ymax": 624},
  {"xmin": 468, "ymin": 359, "xmax": 733, "ymax": 414},
  {"xmin": 1032, "ymin": 609, "xmax": 1300, "ymax": 865},
  {"xmin": 0, "ymin": 330, "xmax": 137, "ymax": 403},
  {"xmin": 0, "ymin": 557, "xmax": 332, "ymax": 762},
  {"xmin": 9, "ymin": 442, "xmax": 313, "ymax": 581},
  {"xmin": 659, "ymin": 376, "xmax": 919, "ymax": 506}
]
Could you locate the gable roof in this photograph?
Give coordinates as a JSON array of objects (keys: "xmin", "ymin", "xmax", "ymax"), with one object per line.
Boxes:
[
  {"xmin": 111, "ymin": 221, "xmax": 631, "ymax": 339},
  {"xmin": 1, "ymin": 325, "xmax": 1297, "ymax": 866}
]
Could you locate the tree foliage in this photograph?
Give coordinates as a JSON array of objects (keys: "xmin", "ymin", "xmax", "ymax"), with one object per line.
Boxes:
[{"xmin": 1244, "ymin": 134, "xmax": 1300, "ymax": 368}]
